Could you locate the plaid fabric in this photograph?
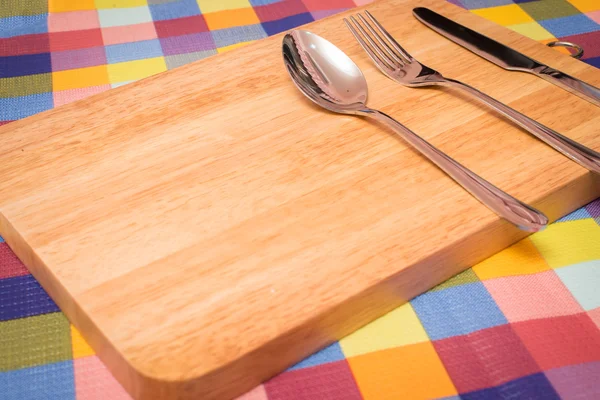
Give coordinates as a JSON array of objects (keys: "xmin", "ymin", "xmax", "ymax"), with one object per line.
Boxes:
[{"xmin": 1, "ymin": 0, "xmax": 600, "ymax": 399}]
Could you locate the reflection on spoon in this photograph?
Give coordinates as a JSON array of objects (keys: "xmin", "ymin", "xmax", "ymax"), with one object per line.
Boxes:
[{"xmin": 282, "ymin": 30, "xmax": 547, "ymax": 232}]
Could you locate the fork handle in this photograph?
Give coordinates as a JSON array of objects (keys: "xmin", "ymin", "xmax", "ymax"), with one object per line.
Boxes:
[
  {"xmin": 439, "ymin": 78, "xmax": 600, "ymax": 174},
  {"xmin": 359, "ymin": 108, "xmax": 548, "ymax": 232}
]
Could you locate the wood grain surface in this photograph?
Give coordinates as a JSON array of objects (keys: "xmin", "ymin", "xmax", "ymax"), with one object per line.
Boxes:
[{"xmin": 1, "ymin": 0, "xmax": 599, "ymax": 398}]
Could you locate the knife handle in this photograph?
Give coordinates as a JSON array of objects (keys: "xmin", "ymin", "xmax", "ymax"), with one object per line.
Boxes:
[
  {"xmin": 533, "ymin": 66, "xmax": 600, "ymax": 108},
  {"xmin": 440, "ymin": 77, "xmax": 600, "ymax": 174}
]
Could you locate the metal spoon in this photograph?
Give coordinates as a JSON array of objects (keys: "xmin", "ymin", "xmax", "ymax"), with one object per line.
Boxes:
[{"xmin": 282, "ymin": 30, "xmax": 548, "ymax": 232}]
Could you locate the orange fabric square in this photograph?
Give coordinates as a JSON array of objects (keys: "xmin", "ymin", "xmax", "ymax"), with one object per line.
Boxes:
[
  {"xmin": 203, "ymin": 8, "xmax": 260, "ymax": 31},
  {"xmin": 53, "ymin": 65, "xmax": 109, "ymax": 91},
  {"xmin": 347, "ymin": 342, "xmax": 457, "ymax": 399},
  {"xmin": 49, "ymin": 0, "xmax": 96, "ymax": 12},
  {"xmin": 473, "ymin": 238, "xmax": 550, "ymax": 280},
  {"xmin": 70, "ymin": 325, "xmax": 95, "ymax": 359},
  {"xmin": 101, "ymin": 22, "xmax": 158, "ymax": 46}
]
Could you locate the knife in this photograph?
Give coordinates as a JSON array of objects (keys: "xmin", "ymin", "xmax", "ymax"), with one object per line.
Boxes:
[{"xmin": 413, "ymin": 7, "xmax": 600, "ymax": 107}]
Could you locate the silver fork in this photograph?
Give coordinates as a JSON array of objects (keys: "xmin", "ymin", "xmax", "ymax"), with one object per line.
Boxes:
[{"xmin": 345, "ymin": 11, "xmax": 600, "ymax": 174}]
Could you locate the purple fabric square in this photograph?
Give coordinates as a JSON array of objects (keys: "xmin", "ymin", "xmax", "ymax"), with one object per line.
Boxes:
[
  {"xmin": 585, "ymin": 198, "xmax": 600, "ymax": 218},
  {"xmin": 545, "ymin": 362, "xmax": 600, "ymax": 400},
  {"xmin": 159, "ymin": 32, "xmax": 215, "ymax": 56},
  {"xmin": 50, "ymin": 46, "xmax": 107, "ymax": 71},
  {"xmin": 0, "ymin": 275, "xmax": 59, "ymax": 321}
]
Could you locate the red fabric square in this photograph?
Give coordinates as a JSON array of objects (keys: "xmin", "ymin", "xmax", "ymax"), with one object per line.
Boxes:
[
  {"xmin": 513, "ymin": 313, "xmax": 600, "ymax": 370},
  {"xmin": 253, "ymin": 0, "xmax": 309, "ymax": 23},
  {"xmin": 0, "ymin": 242, "xmax": 29, "ymax": 279},
  {"xmin": 433, "ymin": 324, "xmax": 541, "ymax": 394},
  {"xmin": 154, "ymin": 15, "xmax": 209, "ymax": 38},
  {"xmin": 264, "ymin": 361, "xmax": 361, "ymax": 400},
  {"xmin": 49, "ymin": 28, "xmax": 104, "ymax": 52},
  {"xmin": 561, "ymin": 31, "xmax": 600, "ymax": 59},
  {"xmin": 301, "ymin": 0, "xmax": 355, "ymax": 11},
  {"xmin": 0, "ymin": 33, "xmax": 50, "ymax": 56}
]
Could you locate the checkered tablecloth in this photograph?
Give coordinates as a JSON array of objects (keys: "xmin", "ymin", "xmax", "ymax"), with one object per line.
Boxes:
[{"xmin": 1, "ymin": 0, "xmax": 600, "ymax": 399}]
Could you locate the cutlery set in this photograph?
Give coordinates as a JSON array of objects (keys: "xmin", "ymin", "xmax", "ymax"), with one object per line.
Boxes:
[{"xmin": 283, "ymin": 7, "xmax": 600, "ymax": 233}]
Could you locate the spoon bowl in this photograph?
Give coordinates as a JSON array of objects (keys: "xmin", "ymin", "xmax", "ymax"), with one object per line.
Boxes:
[{"xmin": 283, "ymin": 30, "xmax": 367, "ymax": 114}]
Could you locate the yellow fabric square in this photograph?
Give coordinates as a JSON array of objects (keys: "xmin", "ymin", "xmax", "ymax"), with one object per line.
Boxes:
[
  {"xmin": 530, "ymin": 219, "xmax": 600, "ymax": 269},
  {"xmin": 49, "ymin": 0, "xmax": 96, "ymax": 12},
  {"xmin": 53, "ymin": 65, "xmax": 110, "ymax": 91},
  {"xmin": 473, "ymin": 4, "xmax": 534, "ymax": 26},
  {"xmin": 95, "ymin": 0, "xmax": 148, "ymax": 8},
  {"xmin": 508, "ymin": 22, "xmax": 555, "ymax": 41},
  {"xmin": 197, "ymin": 0, "xmax": 252, "ymax": 14},
  {"xmin": 340, "ymin": 303, "xmax": 428, "ymax": 357},
  {"xmin": 568, "ymin": 0, "xmax": 600, "ymax": 13},
  {"xmin": 348, "ymin": 342, "xmax": 457, "ymax": 399},
  {"xmin": 473, "ymin": 238, "xmax": 551, "ymax": 280},
  {"xmin": 217, "ymin": 41, "xmax": 253, "ymax": 54},
  {"xmin": 107, "ymin": 57, "xmax": 167, "ymax": 83},
  {"xmin": 71, "ymin": 325, "xmax": 95, "ymax": 358}
]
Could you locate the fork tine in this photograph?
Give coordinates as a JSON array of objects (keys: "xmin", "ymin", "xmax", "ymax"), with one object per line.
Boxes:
[
  {"xmin": 347, "ymin": 16, "xmax": 397, "ymax": 69},
  {"xmin": 356, "ymin": 13, "xmax": 404, "ymax": 66},
  {"xmin": 364, "ymin": 10, "xmax": 413, "ymax": 63},
  {"xmin": 344, "ymin": 17, "xmax": 395, "ymax": 71}
]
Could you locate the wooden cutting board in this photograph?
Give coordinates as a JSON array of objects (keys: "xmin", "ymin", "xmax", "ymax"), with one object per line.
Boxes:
[{"xmin": 1, "ymin": 0, "xmax": 599, "ymax": 398}]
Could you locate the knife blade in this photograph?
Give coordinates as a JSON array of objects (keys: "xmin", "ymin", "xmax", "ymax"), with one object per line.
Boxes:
[{"xmin": 413, "ymin": 7, "xmax": 600, "ymax": 107}]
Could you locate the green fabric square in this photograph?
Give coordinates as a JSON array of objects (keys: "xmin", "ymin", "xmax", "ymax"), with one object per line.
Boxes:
[
  {"xmin": 0, "ymin": 0, "xmax": 48, "ymax": 18},
  {"xmin": 0, "ymin": 73, "xmax": 52, "ymax": 98},
  {"xmin": 520, "ymin": 0, "xmax": 581, "ymax": 21},
  {"xmin": 430, "ymin": 268, "xmax": 480, "ymax": 292},
  {"xmin": 0, "ymin": 313, "xmax": 72, "ymax": 371}
]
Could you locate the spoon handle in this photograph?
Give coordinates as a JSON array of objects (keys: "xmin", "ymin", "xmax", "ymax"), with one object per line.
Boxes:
[{"xmin": 359, "ymin": 108, "xmax": 548, "ymax": 232}]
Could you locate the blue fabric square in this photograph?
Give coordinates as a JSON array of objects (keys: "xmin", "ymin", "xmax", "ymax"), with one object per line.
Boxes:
[
  {"xmin": 411, "ymin": 282, "xmax": 507, "ymax": 340},
  {"xmin": 0, "ymin": 361, "xmax": 75, "ymax": 400},
  {"xmin": 0, "ymin": 14, "xmax": 48, "ymax": 38},
  {"xmin": 149, "ymin": 0, "xmax": 201, "ymax": 21},
  {"xmin": 0, "ymin": 235, "xmax": 4, "ymax": 243},
  {"xmin": 0, "ymin": 275, "xmax": 60, "ymax": 321},
  {"xmin": 105, "ymin": 39, "xmax": 164, "ymax": 64},
  {"xmin": 0, "ymin": 92, "xmax": 53, "ymax": 120},
  {"xmin": 249, "ymin": 0, "xmax": 284, "ymax": 5},
  {"xmin": 211, "ymin": 25, "xmax": 267, "ymax": 48},
  {"xmin": 556, "ymin": 207, "xmax": 592, "ymax": 223},
  {"xmin": 585, "ymin": 56, "xmax": 600, "ymax": 69},
  {"xmin": 287, "ymin": 342, "xmax": 345, "ymax": 371},
  {"xmin": 539, "ymin": 15, "xmax": 599, "ymax": 37},
  {"xmin": 261, "ymin": 13, "xmax": 314, "ymax": 36},
  {"xmin": 0, "ymin": 53, "xmax": 52, "ymax": 78},
  {"xmin": 460, "ymin": 0, "xmax": 513, "ymax": 9},
  {"xmin": 461, "ymin": 373, "xmax": 560, "ymax": 400}
]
